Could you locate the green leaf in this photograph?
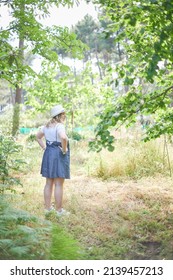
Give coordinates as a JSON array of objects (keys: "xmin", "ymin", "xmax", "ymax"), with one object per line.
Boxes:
[
  {"xmin": 124, "ymin": 77, "xmax": 134, "ymax": 85},
  {"xmin": 108, "ymin": 145, "xmax": 115, "ymax": 152}
]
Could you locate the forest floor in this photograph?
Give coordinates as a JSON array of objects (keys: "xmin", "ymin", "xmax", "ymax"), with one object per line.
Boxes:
[{"xmin": 10, "ymin": 137, "xmax": 173, "ymax": 260}]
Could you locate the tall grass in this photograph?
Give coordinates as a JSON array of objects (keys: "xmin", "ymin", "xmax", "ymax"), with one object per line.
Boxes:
[
  {"xmin": 93, "ymin": 138, "xmax": 172, "ymax": 180},
  {"xmin": 50, "ymin": 224, "xmax": 85, "ymax": 260}
]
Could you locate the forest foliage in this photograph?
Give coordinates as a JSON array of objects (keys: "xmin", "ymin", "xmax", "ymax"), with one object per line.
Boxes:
[
  {"xmin": 1, "ymin": 0, "xmax": 173, "ymax": 260},
  {"xmin": 89, "ymin": 0, "xmax": 173, "ymax": 151},
  {"xmin": 0, "ymin": 0, "xmax": 86, "ymax": 135},
  {"xmin": 1, "ymin": 0, "xmax": 173, "ymax": 151}
]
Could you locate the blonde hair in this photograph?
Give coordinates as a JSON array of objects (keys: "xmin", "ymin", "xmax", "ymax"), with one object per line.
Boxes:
[{"xmin": 46, "ymin": 113, "xmax": 64, "ymax": 127}]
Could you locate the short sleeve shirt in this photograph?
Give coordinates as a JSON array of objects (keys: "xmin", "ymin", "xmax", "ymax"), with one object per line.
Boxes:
[{"xmin": 41, "ymin": 124, "xmax": 66, "ymax": 142}]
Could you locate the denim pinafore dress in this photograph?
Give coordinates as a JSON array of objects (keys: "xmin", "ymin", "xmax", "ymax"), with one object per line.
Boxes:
[{"xmin": 40, "ymin": 126, "xmax": 70, "ymax": 179}]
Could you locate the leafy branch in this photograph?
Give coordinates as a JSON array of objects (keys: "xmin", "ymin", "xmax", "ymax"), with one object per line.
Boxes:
[{"xmin": 89, "ymin": 83, "xmax": 173, "ymax": 152}]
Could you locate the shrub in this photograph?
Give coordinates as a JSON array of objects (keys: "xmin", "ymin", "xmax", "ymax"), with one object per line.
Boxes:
[
  {"xmin": 26, "ymin": 133, "xmax": 37, "ymax": 142},
  {"xmin": 69, "ymin": 131, "xmax": 83, "ymax": 141},
  {"xmin": 0, "ymin": 106, "xmax": 13, "ymax": 135},
  {"xmin": 0, "ymin": 135, "xmax": 26, "ymax": 193},
  {"xmin": 0, "ymin": 195, "xmax": 85, "ymax": 260},
  {"xmin": 0, "ymin": 196, "xmax": 50, "ymax": 260}
]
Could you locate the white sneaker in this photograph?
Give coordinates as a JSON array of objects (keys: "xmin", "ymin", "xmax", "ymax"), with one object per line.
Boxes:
[
  {"xmin": 56, "ymin": 208, "xmax": 70, "ymax": 217},
  {"xmin": 44, "ymin": 206, "xmax": 55, "ymax": 214}
]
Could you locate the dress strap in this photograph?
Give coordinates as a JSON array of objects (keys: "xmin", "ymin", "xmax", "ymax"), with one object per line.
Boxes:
[{"xmin": 55, "ymin": 123, "xmax": 60, "ymax": 142}]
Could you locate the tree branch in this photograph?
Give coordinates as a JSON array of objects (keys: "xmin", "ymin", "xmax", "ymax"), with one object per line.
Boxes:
[
  {"xmin": 114, "ymin": 85, "xmax": 173, "ymax": 131},
  {"xmin": 0, "ymin": 0, "xmax": 12, "ymax": 4}
]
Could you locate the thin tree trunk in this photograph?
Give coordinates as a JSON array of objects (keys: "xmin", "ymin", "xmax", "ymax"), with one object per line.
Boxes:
[
  {"xmin": 116, "ymin": 30, "xmax": 122, "ymax": 61},
  {"xmin": 88, "ymin": 51, "xmax": 94, "ymax": 84},
  {"xmin": 73, "ymin": 58, "xmax": 76, "ymax": 77},
  {"xmin": 95, "ymin": 51, "xmax": 103, "ymax": 80},
  {"xmin": 10, "ymin": 88, "xmax": 15, "ymax": 105},
  {"xmin": 94, "ymin": 39, "xmax": 103, "ymax": 80},
  {"xmin": 12, "ymin": 37, "xmax": 24, "ymax": 136}
]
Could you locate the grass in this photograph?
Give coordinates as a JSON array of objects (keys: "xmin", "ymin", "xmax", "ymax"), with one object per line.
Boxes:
[
  {"xmin": 50, "ymin": 224, "xmax": 85, "ymax": 260},
  {"xmin": 5, "ymin": 134, "xmax": 173, "ymax": 259},
  {"xmin": 94, "ymin": 138, "xmax": 172, "ymax": 179}
]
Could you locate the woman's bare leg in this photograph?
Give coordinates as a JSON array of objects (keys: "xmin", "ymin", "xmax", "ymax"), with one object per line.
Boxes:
[
  {"xmin": 54, "ymin": 177, "xmax": 65, "ymax": 211},
  {"xmin": 44, "ymin": 178, "xmax": 54, "ymax": 210}
]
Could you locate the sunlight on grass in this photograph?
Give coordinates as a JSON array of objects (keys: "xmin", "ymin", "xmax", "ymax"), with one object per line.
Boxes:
[
  {"xmin": 4, "ymin": 135, "xmax": 173, "ymax": 259},
  {"xmin": 93, "ymin": 138, "xmax": 173, "ymax": 179}
]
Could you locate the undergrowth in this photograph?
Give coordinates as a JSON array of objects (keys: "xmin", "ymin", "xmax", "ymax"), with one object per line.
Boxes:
[
  {"xmin": 2, "ymin": 133, "xmax": 173, "ymax": 260},
  {"xmin": 0, "ymin": 196, "xmax": 50, "ymax": 260},
  {"xmin": 93, "ymin": 138, "xmax": 172, "ymax": 180},
  {"xmin": 0, "ymin": 134, "xmax": 84, "ymax": 260},
  {"xmin": 50, "ymin": 224, "xmax": 85, "ymax": 260}
]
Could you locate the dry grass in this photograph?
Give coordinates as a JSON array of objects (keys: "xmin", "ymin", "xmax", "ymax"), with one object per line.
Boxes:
[
  {"xmin": 7, "ymin": 136, "xmax": 173, "ymax": 259},
  {"xmin": 94, "ymin": 138, "xmax": 173, "ymax": 179}
]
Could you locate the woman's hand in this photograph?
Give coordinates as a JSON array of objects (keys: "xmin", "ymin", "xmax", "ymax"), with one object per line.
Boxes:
[{"xmin": 58, "ymin": 146, "xmax": 68, "ymax": 154}]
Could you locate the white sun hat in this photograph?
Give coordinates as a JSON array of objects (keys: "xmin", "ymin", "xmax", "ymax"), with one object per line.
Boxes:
[{"xmin": 50, "ymin": 105, "xmax": 65, "ymax": 118}]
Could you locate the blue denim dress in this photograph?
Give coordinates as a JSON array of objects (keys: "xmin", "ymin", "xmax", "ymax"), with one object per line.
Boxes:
[{"xmin": 41, "ymin": 139, "xmax": 70, "ymax": 179}]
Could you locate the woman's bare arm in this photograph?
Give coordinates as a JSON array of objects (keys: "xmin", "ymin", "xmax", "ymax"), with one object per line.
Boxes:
[
  {"xmin": 36, "ymin": 131, "xmax": 46, "ymax": 150},
  {"xmin": 59, "ymin": 131, "xmax": 68, "ymax": 154}
]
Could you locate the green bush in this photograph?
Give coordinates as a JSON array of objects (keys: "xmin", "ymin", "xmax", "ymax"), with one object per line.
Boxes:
[
  {"xmin": 0, "ymin": 198, "xmax": 85, "ymax": 260},
  {"xmin": 0, "ymin": 196, "xmax": 51, "ymax": 260},
  {"xmin": 26, "ymin": 133, "xmax": 37, "ymax": 142},
  {"xmin": 0, "ymin": 107, "xmax": 13, "ymax": 136},
  {"xmin": 0, "ymin": 135, "xmax": 26, "ymax": 193},
  {"xmin": 69, "ymin": 131, "xmax": 83, "ymax": 141}
]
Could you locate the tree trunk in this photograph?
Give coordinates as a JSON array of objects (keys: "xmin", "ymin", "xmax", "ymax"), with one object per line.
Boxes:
[
  {"xmin": 73, "ymin": 58, "xmax": 77, "ymax": 77},
  {"xmin": 116, "ymin": 30, "xmax": 122, "ymax": 61},
  {"xmin": 94, "ymin": 39, "xmax": 103, "ymax": 80},
  {"xmin": 95, "ymin": 51, "xmax": 103, "ymax": 80},
  {"xmin": 88, "ymin": 51, "xmax": 94, "ymax": 84},
  {"xmin": 12, "ymin": 37, "xmax": 24, "ymax": 136},
  {"xmin": 12, "ymin": 86, "xmax": 23, "ymax": 136}
]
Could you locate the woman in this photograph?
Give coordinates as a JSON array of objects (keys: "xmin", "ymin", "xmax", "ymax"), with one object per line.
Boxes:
[{"xmin": 36, "ymin": 104, "xmax": 70, "ymax": 216}]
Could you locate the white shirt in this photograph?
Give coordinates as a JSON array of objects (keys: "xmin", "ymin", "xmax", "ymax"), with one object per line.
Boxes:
[{"xmin": 41, "ymin": 123, "xmax": 65, "ymax": 142}]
